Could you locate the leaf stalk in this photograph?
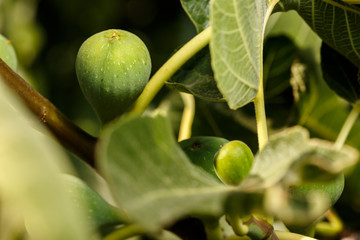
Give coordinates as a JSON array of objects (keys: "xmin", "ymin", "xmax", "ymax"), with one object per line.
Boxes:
[
  {"xmin": 130, "ymin": 27, "xmax": 211, "ymax": 115},
  {"xmin": 334, "ymin": 102, "xmax": 360, "ymax": 150},
  {"xmin": 253, "ymin": 82, "xmax": 268, "ymax": 151},
  {"xmin": 253, "ymin": 0, "xmax": 279, "ymax": 151},
  {"xmin": 178, "ymin": 92, "xmax": 195, "ymax": 142}
]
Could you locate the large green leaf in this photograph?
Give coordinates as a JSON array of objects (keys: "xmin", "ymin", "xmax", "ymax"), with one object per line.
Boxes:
[
  {"xmin": 210, "ymin": 0, "xmax": 277, "ymax": 109},
  {"xmin": 0, "ymin": 81, "xmax": 94, "ymax": 239},
  {"xmin": 276, "ymin": 0, "xmax": 360, "ymax": 67},
  {"xmin": 97, "ymin": 114, "xmax": 234, "ymax": 231},
  {"xmin": 181, "ymin": 0, "xmax": 210, "ymax": 32}
]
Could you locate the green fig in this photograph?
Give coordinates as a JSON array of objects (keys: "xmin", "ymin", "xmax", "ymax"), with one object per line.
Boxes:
[
  {"xmin": 179, "ymin": 136, "xmax": 229, "ymax": 182},
  {"xmin": 75, "ymin": 29, "xmax": 151, "ymax": 124},
  {"xmin": 0, "ymin": 34, "xmax": 17, "ymax": 71},
  {"xmin": 289, "ymin": 173, "xmax": 344, "ymax": 206},
  {"xmin": 286, "ymin": 174, "xmax": 344, "ymax": 231},
  {"xmin": 214, "ymin": 140, "xmax": 254, "ymax": 185},
  {"xmin": 61, "ymin": 174, "xmax": 123, "ymax": 229}
]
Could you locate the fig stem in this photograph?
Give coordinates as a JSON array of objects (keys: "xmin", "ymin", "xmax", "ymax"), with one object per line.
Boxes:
[
  {"xmin": 227, "ymin": 214, "xmax": 249, "ymax": 236},
  {"xmin": 252, "ymin": 0, "xmax": 279, "ymax": 151},
  {"xmin": 203, "ymin": 219, "xmax": 223, "ymax": 240},
  {"xmin": 178, "ymin": 92, "xmax": 195, "ymax": 142},
  {"xmin": 334, "ymin": 102, "xmax": 360, "ymax": 150},
  {"xmin": 315, "ymin": 208, "xmax": 343, "ymax": 237},
  {"xmin": 253, "ymin": 78, "xmax": 268, "ymax": 151},
  {"xmin": 102, "ymin": 224, "xmax": 146, "ymax": 240},
  {"xmin": 130, "ymin": 27, "xmax": 211, "ymax": 115},
  {"xmin": 0, "ymin": 59, "xmax": 97, "ymax": 167}
]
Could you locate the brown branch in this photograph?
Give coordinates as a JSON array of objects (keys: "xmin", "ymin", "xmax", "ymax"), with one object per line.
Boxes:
[{"xmin": 0, "ymin": 59, "xmax": 97, "ymax": 167}]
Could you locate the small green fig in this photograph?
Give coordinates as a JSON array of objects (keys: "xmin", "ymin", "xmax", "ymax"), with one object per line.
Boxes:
[
  {"xmin": 286, "ymin": 174, "xmax": 344, "ymax": 230},
  {"xmin": 0, "ymin": 34, "xmax": 17, "ymax": 71},
  {"xmin": 61, "ymin": 174, "xmax": 123, "ymax": 229},
  {"xmin": 75, "ymin": 29, "xmax": 151, "ymax": 124},
  {"xmin": 214, "ymin": 140, "xmax": 254, "ymax": 185},
  {"xmin": 289, "ymin": 173, "xmax": 344, "ymax": 206},
  {"xmin": 179, "ymin": 136, "xmax": 229, "ymax": 182}
]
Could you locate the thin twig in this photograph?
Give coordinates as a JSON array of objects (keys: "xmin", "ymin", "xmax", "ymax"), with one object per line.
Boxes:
[
  {"xmin": 0, "ymin": 59, "xmax": 97, "ymax": 167},
  {"xmin": 334, "ymin": 103, "xmax": 360, "ymax": 150}
]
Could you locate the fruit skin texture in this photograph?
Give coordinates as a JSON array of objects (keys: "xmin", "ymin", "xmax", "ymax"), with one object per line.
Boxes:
[
  {"xmin": 179, "ymin": 136, "xmax": 229, "ymax": 182},
  {"xmin": 76, "ymin": 29, "xmax": 151, "ymax": 124},
  {"xmin": 0, "ymin": 34, "xmax": 17, "ymax": 71},
  {"xmin": 214, "ymin": 140, "xmax": 254, "ymax": 185}
]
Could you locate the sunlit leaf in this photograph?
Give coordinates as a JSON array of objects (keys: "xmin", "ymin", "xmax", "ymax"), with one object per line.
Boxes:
[{"xmin": 210, "ymin": 0, "xmax": 277, "ymax": 109}]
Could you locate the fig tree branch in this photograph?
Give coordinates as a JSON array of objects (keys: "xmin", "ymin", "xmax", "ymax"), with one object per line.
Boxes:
[{"xmin": 0, "ymin": 59, "xmax": 97, "ymax": 167}]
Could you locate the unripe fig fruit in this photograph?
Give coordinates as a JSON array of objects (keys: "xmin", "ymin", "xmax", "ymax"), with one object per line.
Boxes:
[
  {"xmin": 179, "ymin": 136, "xmax": 229, "ymax": 182},
  {"xmin": 289, "ymin": 173, "xmax": 344, "ymax": 206},
  {"xmin": 61, "ymin": 174, "xmax": 122, "ymax": 229},
  {"xmin": 286, "ymin": 174, "xmax": 344, "ymax": 229},
  {"xmin": 0, "ymin": 34, "xmax": 17, "ymax": 71},
  {"xmin": 75, "ymin": 29, "xmax": 151, "ymax": 124},
  {"xmin": 214, "ymin": 140, "xmax": 254, "ymax": 185}
]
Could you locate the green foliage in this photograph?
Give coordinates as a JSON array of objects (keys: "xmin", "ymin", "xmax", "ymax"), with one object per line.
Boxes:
[
  {"xmin": 75, "ymin": 29, "xmax": 151, "ymax": 124},
  {"xmin": 210, "ymin": 0, "xmax": 266, "ymax": 109}
]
